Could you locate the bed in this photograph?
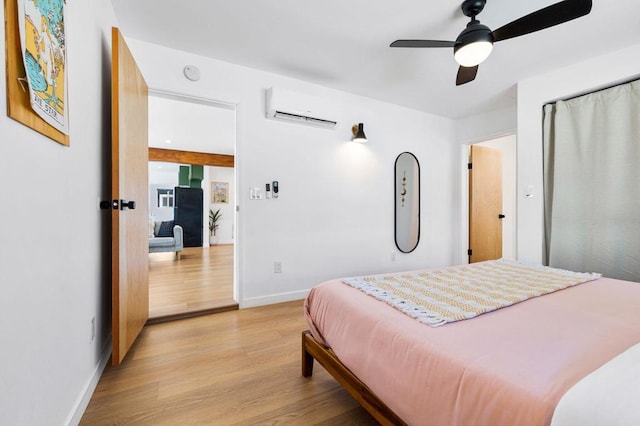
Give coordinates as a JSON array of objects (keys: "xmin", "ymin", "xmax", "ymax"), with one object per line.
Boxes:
[{"xmin": 302, "ymin": 260, "xmax": 640, "ymax": 425}]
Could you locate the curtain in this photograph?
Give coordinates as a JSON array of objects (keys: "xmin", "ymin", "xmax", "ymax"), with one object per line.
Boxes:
[{"xmin": 543, "ymin": 80, "xmax": 640, "ymax": 281}]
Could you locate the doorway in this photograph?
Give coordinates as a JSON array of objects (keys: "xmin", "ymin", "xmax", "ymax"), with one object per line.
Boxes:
[
  {"xmin": 460, "ymin": 134, "xmax": 516, "ymax": 263},
  {"xmin": 147, "ymin": 91, "xmax": 238, "ymax": 322}
]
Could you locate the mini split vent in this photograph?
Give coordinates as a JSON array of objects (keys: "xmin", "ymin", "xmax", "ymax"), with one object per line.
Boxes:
[{"xmin": 265, "ymin": 87, "xmax": 338, "ymax": 129}]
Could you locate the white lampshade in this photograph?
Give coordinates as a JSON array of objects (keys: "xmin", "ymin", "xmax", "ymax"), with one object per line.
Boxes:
[{"xmin": 454, "ymin": 40, "xmax": 493, "ymax": 67}]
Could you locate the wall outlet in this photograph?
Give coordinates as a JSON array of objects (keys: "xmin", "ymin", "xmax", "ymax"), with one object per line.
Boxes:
[
  {"xmin": 274, "ymin": 261, "xmax": 282, "ymax": 274},
  {"xmin": 91, "ymin": 316, "xmax": 96, "ymax": 342}
]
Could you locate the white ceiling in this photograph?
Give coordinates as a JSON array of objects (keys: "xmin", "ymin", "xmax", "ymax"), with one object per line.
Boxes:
[
  {"xmin": 111, "ymin": 0, "xmax": 640, "ymax": 119},
  {"xmin": 148, "ymin": 93, "xmax": 235, "ymax": 154}
]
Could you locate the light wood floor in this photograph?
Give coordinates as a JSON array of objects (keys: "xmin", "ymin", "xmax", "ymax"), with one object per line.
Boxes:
[
  {"xmin": 148, "ymin": 244, "xmax": 237, "ymax": 322},
  {"xmin": 81, "ymin": 300, "xmax": 377, "ymax": 425}
]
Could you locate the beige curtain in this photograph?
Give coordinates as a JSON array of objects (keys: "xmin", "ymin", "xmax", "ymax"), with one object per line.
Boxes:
[{"xmin": 543, "ymin": 80, "xmax": 640, "ymax": 281}]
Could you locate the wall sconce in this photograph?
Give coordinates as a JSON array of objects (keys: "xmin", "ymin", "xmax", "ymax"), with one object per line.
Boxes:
[{"xmin": 351, "ymin": 123, "xmax": 367, "ymax": 143}]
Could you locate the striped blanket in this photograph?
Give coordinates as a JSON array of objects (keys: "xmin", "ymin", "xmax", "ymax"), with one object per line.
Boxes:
[{"xmin": 342, "ymin": 260, "xmax": 601, "ymax": 327}]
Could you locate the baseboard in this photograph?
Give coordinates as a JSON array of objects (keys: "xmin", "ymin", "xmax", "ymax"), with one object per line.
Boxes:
[
  {"xmin": 65, "ymin": 338, "xmax": 112, "ymax": 426},
  {"xmin": 146, "ymin": 303, "xmax": 239, "ymax": 325},
  {"xmin": 241, "ymin": 289, "xmax": 310, "ymax": 308}
]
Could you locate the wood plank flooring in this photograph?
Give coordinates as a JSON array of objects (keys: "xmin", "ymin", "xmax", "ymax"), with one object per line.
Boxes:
[
  {"xmin": 148, "ymin": 244, "xmax": 237, "ymax": 322},
  {"xmin": 81, "ymin": 300, "xmax": 377, "ymax": 425}
]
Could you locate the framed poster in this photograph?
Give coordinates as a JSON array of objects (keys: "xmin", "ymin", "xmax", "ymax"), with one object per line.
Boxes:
[
  {"xmin": 4, "ymin": 0, "xmax": 70, "ymax": 145},
  {"xmin": 17, "ymin": 0, "xmax": 68, "ymax": 134},
  {"xmin": 211, "ymin": 182, "xmax": 229, "ymax": 204}
]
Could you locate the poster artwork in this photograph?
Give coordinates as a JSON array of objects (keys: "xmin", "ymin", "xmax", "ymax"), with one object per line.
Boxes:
[
  {"xmin": 17, "ymin": 0, "xmax": 69, "ymax": 135},
  {"xmin": 212, "ymin": 182, "xmax": 229, "ymax": 204}
]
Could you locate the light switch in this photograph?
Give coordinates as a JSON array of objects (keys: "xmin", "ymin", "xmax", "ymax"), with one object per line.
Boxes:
[
  {"xmin": 250, "ymin": 187, "xmax": 263, "ymax": 200},
  {"xmin": 524, "ymin": 184, "xmax": 535, "ymax": 198}
]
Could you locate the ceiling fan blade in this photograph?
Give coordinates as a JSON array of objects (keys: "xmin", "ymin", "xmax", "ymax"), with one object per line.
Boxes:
[
  {"xmin": 456, "ymin": 65, "xmax": 478, "ymax": 86},
  {"xmin": 390, "ymin": 40, "xmax": 456, "ymax": 48},
  {"xmin": 492, "ymin": 0, "xmax": 592, "ymax": 42}
]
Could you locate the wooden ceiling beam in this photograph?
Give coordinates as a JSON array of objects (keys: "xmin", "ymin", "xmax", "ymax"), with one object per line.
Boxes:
[{"xmin": 149, "ymin": 147, "xmax": 234, "ymax": 167}]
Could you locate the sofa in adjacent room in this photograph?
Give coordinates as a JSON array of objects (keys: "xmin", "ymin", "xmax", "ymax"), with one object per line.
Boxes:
[{"xmin": 149, "ymin": 220, "xmax": 184, "ymax": 257}]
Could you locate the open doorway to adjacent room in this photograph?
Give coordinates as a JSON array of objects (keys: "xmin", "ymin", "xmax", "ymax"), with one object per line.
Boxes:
[
  {"xmin": 460, "ymin": 134, "xmax": 517, "ymax": 264},
  {"xmin": 146, "ymin": 91, "xmax": 238, "ymax": 323}
]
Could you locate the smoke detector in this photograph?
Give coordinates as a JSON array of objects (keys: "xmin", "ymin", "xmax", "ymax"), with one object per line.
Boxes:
[{"xmin": 183, "ymin": 65, "xmax": 201, "ymax": 82}]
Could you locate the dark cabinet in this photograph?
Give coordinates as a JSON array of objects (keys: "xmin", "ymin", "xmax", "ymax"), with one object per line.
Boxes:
[{"xmin": 174, "ymin": 187, "xmax": 203, "ymax": 247}]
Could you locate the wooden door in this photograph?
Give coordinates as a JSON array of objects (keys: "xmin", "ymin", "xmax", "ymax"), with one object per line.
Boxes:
[
  {"xmin": 111, "ymin": 27, "xmax": 149, "ymax": 365},
  {"xmin": 469, "ymin": 145, "xmax": 503, "ymax": 263}
]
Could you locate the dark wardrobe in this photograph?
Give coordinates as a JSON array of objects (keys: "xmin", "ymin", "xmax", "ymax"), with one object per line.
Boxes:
[{"xmin": 174, "ymin": 187, "xmax": 203, "ymax": 247}]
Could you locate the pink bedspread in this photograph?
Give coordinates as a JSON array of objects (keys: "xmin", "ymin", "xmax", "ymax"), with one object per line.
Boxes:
[{"xmin": 304, "ymin": 271, "xmax": 640, "ymax": 426}]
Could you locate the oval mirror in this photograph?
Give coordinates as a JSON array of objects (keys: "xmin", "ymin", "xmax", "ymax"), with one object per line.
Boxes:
[{"xmin": 395, "ymin": 152, "xmax": 420, "ymax": 253}]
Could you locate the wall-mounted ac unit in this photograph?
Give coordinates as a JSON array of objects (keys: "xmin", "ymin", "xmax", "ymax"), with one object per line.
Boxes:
[{"xmin": 265, "ymin": 87, "xmax": 338, "ymax": 129}]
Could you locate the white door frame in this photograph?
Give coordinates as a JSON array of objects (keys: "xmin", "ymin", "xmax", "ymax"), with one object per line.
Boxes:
[
  {"xmin": 148, "ymin": 88, "xmax": 243, "ymax": 305},
  {"xmin": 459, "ymin": 133, "xmax": 517, "ymax": 264}
]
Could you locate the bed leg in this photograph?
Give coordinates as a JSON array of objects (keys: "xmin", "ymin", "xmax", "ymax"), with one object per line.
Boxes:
[{"xmin": 302, "ymin": 330, "xmax": 314, "ymax": 377}]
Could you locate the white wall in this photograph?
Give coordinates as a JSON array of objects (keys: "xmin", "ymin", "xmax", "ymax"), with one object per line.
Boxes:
[
  {"xmin": 123, "ymin": 38, "xmax": 459, "ymax": 307},
  {"xmin": 0, "ymin": 1, "xmax": 116, "ymax": 425},
  {"xmin": 517, "ymin": 44, "xmax": 640, "ymax": 263},
  {"xmin": 455, "ymin": 105, "xmax": 516, "ymax": 144}
]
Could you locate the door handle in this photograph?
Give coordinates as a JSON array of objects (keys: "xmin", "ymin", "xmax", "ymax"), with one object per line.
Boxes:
[
  {"xmin": 99, "ymin": 200, "xmax": 136, "ymax": 210},
  {"xmin": 99, "ymin": 200, "xmax": 117, "ymax": 210},
  {"xmin": 120, "ymin": 200, "xmax": 136, "ymax": 210},
  {"xmin": 100, "ymin": 199, "xmax": 125, "ymax": 210},
  {"xmin": 498, "ymin": 214, "xmax": 505, "ymax": 219}
]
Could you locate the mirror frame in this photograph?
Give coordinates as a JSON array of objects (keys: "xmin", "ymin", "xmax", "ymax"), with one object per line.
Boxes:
[{"xmin": 394, "ymin": 152, "xmax": 420, "ymax": 253}]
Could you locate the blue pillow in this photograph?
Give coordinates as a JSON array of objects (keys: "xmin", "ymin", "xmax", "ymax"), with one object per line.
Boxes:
[{"xmin": 156, "ymin": 220, "xmax": 174, "ymax": 237}]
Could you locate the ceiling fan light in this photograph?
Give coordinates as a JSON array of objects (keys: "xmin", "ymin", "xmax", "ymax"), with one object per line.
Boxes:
[{"xmin": 454, "ymin": 40, "xmax": 493, "ymax": 67}]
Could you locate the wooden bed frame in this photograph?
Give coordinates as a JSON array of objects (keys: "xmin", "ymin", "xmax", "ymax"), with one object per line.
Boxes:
[{"xmin": 301, "ymin": 330, "xmax": 407, "ymax": 426}]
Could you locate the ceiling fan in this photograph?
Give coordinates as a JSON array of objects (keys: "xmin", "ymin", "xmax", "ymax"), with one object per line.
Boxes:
[{"xmin": 390, "ymin": 0, "xmax": 592, "ymax": 85}]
